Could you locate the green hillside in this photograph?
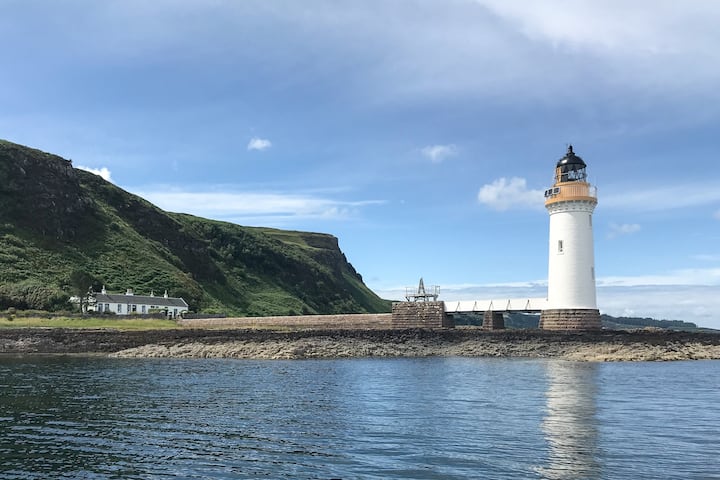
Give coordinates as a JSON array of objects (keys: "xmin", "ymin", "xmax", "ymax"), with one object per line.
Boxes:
[{"xmin": 0, "ymin": 139, "xmax": 390, "ymax": 315}]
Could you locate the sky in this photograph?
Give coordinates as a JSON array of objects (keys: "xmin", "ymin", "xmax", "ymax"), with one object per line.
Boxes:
[{"xmin": 2, "ymin": 1, "xmax": 720, "ymax": 327}]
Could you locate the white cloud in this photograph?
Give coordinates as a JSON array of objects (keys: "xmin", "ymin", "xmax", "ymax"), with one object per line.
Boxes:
[
  {"xmin": 360, "ymin": 1, "xmax": 720, "ymax": 103},
  {"xmin": 127, "ymin": 187, "xmax": 384, "ymax": 226},
  {"xmin": 76, "ymin": 165, "xmax": 112, "ymax": 182},
  {"xmin": 12, "ymin": 1, "xmax": 720, "ymax": 116},
  {"xmin": 474, "ymin": 1, "xmax": 663, "ymax": 52},
  {"xmin": 477, "ymin": 177, "xmax": 544, "ymax": 210},
  {"xmin": 247, "ymin": 137, "xmax": 272, "ymax": 151},
  {"xmin": 607, "ymin": 222, "xmax": 640, "ymax": 239},
  {"xmin": 597, "ymin": 268, "xmax": 720, "ymax": 288},
  {"xmin": 597, "ymin": 285, "xmax": 720, "ymax": 327},
  {"xmin": 474, "ymin": 1, "xmax": 720, "ymax": 63},
  {"xmin": 421, "ymin": 144, "xmax": 457, "ymax": 163},
  {"xmin": 603, "ymin": 183, "xmax": 720, "ymax": 212}
]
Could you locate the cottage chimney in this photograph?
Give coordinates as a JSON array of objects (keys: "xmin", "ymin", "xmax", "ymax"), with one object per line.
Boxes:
[
  {"xmin": 126, "ymin": 288, "xmax": 134, "ymax": 296},
  {"xmin": 163, "ymin": 290, "xmax": 169, "ymax": 298},
  {"xmin": 101, "ymin": 285, "xmax": 107, "ymax": 294},
  {"xmin": 150, "ymin": 290, "xmax": 155, "ymax": 297}
]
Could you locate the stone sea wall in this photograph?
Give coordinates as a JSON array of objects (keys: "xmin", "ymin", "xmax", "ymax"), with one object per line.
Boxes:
[{"xmin": 2, "ymin": 328, "xmax": 720, "ymax": 362}]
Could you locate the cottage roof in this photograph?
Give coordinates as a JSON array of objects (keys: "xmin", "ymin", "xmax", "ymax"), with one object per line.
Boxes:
[{"xmin": 93, "ymin": 293, "xmax": 188, "ymax": 308}]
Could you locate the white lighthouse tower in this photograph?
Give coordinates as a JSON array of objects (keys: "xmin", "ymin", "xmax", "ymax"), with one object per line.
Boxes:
[{"xmin": 540, "ymin": 146, "xmax": 601, "ymax": 330}]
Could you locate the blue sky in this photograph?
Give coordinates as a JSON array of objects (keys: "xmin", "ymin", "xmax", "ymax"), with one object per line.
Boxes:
[{"xmin": 2, "ymin": 1, "xmax": 720, "ymax": 327}]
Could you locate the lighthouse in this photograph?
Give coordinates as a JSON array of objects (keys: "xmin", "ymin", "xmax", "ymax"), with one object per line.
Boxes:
[{"xmin": 540, "ymin": 146, "xmax": 601, "ymax": 330}]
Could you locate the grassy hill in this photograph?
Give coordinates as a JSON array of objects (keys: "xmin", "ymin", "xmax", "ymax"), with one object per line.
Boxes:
[{"xmin": 0, "ymin": 139, "xmax": 390, "ymax": 315}]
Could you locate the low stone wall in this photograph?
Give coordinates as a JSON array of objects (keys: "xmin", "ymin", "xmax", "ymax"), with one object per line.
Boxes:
[
  {"xmin": 181, "ymin": 305, "xmax": 457, "ymax": 330},
  {"xmin": 179, "ymin": 307, "xmax": 600, "ymax": 331},
  {"xmin": 539, "ymin": 309, "xmax": 601, "ymax": 330},
  {"xmin": 391, "ymin": 302, "xmax": 453, "ymax": 328},
  {"xmin": 178, "ymin": 313, "xmax": 393, "ymax": 330}
]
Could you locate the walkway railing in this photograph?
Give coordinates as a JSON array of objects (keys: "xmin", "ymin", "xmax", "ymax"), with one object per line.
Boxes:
[{"xmin": 443, "ymin": 298, "xmax": 548, "ymax": 313}]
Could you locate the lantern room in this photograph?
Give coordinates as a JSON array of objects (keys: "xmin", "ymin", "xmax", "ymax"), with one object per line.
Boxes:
[{"xmin": 554, "ymin": 145, "xmax": 587, "ymax": 183}]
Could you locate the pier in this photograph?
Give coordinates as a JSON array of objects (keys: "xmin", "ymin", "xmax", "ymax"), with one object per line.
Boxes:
[{"xmin": 390, "ymin": 298, "xmax": 547, "ymax": 330}]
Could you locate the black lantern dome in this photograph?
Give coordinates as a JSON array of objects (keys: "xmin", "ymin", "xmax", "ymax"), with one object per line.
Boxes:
[{"xmin": 556, "ymin": 145, "xmax": 587, "ymax": 182}]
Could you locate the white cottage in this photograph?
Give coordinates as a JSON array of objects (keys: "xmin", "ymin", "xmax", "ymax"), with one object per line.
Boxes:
[{"xmin": 90, "ymin": 287, "xmax": 189, "ymax": 318}]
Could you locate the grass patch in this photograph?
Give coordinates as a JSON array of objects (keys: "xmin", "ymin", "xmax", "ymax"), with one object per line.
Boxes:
[{"xmin": 0, "ymin": 316, "xmax": 181, "ymax": 330}]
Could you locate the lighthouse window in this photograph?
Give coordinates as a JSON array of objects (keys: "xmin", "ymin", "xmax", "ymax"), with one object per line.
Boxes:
[
  {"xmin": 557, "ymin": 240, "xmax": 564, "ymax": 253},
  {"xmin": 589, "ymin": 215, "xmax": 592, "ymax": 227}
]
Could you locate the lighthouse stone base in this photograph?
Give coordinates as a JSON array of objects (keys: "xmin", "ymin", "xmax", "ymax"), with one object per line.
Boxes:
[{"xmin": 539, "ymin": 309, "xmax": 601, "ymax": 331}]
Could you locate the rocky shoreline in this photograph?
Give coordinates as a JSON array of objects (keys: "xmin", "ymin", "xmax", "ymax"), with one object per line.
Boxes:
[{"xmin": 1, "ymin": 328, "xmax": 720, "ymax": 361}]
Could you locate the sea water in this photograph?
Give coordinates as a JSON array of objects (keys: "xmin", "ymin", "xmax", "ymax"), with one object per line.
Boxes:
[{"xmin": 0, "ymin": 357, "xmax": 718, "ymax": 479}]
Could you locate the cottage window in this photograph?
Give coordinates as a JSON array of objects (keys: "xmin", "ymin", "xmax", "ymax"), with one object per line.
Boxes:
[
  {"xmin": 141, "ymin": 305, "xmax": 146, "ymax": 314},
  {"xmin": 117, "ymin": 304, "xmax": 122, "ymax": 313},
  {"xmin": 105, "ymin": 303, "xmax": 110, "ymax": 311}
]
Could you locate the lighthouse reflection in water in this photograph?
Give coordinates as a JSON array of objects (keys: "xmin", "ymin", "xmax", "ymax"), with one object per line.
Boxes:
[{"xmin": 537, "ymin": 361, "xmax": 600, "ymax": 479}]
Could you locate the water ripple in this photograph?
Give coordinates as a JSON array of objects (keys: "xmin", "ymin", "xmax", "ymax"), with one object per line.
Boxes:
[{"xmin": 0, "ymin": 357, "xmax": 718, "ymax": 479}]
